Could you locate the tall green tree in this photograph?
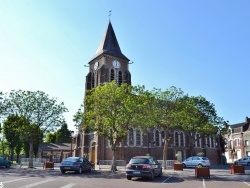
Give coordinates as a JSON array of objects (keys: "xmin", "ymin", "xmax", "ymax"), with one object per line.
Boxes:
[
  {"xmin": 84, "ymin": 81, "xmax": 144, "ymax": 171},
  {"xmin": 55, "ymin": 122, "xmax": 72, "ymax": 143},
  {"xmin": 142, "ymin": 86, "xmax": 185, "ymax": 169},
  {"xmin": 4, "ymin": 90, "xmax": 68, "ymax": 168},
  {"xmin": 178, "ymin": 95, "xmax": 224, "ymax": 156},
  {"xmin": 3, "ymin": 115, "xmax": 24, "ymax": 161}
]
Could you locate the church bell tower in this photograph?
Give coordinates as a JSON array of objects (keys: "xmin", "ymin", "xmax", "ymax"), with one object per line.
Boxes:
[{"xmin": 85, "ymin": 21, "xmax": 131, "ymax": 90}]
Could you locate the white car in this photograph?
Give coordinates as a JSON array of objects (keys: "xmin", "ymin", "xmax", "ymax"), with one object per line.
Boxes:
[
  {"xmin": 234, "ymin": 156, "xmax": 250, "ymax": 166},
  {"xmin": 182, "ymin": 156, "xmax": 210, "ymax": 168}
]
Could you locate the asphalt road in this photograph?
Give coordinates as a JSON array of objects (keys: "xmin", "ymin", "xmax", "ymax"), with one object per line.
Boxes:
[{"xmin": 0, "ymin": 165, "xmax": 249, "ymax": 188}]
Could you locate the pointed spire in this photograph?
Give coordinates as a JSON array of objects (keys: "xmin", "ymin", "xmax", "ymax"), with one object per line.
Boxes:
[{"xmin": 90, "ymin": 22, "xmax": 129, "ymax": 62}]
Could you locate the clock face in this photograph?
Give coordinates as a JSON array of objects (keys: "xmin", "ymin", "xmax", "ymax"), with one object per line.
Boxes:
[
  {"xmin": 94, "ymin": 62, "xmax": 99, "ymax": 70},
  {"xmin": 112, "ymin": 60, "xmax": 121, "ymax": 69}
]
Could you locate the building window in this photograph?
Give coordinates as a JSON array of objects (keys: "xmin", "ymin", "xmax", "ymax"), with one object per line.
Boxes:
[
  {"xmin": 180, "ymin": 132, "xmax": 184, "ymax": 146},
  {"xmin": 110, "ymin": 69, "xmax": 115, "ymax": 81},
  {"xmin": 155, "ymin": 130, "xmax": 160, "ymax": 146},
  {"xmin": 161, "ymin": 131, "xmax": 165, "ymax": 145},
  {"xmin": 118, "ymin": 71, "xmax": 122, "ymax": 85},
  {"xmin": 135, "ymin": 130, "xmax": 141, "ymax": 146},
  {"xmin": 195, "ymin": 134, "xmax": 200, "ymax": 147},
  {"xmin": 91, "ymin": 73, "xmax": 95, "ymax": 88},
  {"xmin": 175, "ymin": 132, "xmax": 179, "ymax": 147},
  {"xmin": 211, "ymin": 137, "xmax": 214, "ymax": 148},
  {"xmin": 205, "ymin": 136, "xmax": 210, "ymax": 147},
  {"xmin": 229, "ymin": 140, "xmax": 233, "ymax": 149},
  {"xmin": 235, "ymin": 138, "xmax": 240, "ymax": 146},
  {"xmin": 245, "ymin": 140, "xmax": 249, "ymax": 146},
  {"xmin": 128, "ymin": 128, "xmax": 134, "ymax": 146}
]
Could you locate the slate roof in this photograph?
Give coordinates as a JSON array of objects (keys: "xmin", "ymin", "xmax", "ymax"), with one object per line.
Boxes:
[
  {"xmin": 230, "ymin": 122, "xmax": 246, "ymax": 128},
  {"xmin": 39, "ymin": 143, "xmax": 75, "ymax": 151},
  {"xmin": 89, "ymin": 21, "xmax": 129, "ymax": 63}
]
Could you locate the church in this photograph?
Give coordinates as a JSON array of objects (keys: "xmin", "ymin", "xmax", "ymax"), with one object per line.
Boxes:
[{"xmin": 74, "ymin": 21, "xmax": 221, "ymax": 166}]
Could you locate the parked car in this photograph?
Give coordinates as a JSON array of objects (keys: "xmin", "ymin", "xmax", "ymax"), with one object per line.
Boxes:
[
  {"xmin": 182, "ymin": 156, "xmax": 210, "ymax": 168},
  {"xmin": 0, "ymin": 156, "xmax": 12, "ymax": 168},
  {"xmin": 125, "ymin": 156, "xmax": 162, "ymax": 180},
  {"xmin": 60, "ymin": 157, "xmax": 92, "ymax": 174},
  {"xmin": 234, "ymin": 156, "xmax": 250, "ymax": 166}
]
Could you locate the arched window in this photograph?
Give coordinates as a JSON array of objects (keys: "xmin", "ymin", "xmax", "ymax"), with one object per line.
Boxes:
[
  {"xmin": 195, "ymin": 133, "xmax": 200, "ymax": 147},
  {"xmin": 155, "ymin": 130, "xmax": 160, "ymax": 146},
  {"xmin": 118, "ymin": 71, "xmax": 122, "ymax": 85},
  {"xmin": 175, "ymin": 132, "xmax": 179, "ymax": 147},
  {"xmin": 180, "ymin": 132, "xmax": 184, "ymax": 146},
  {"xmin": 206, "ymin": 136, "xmax": 210, "ymax": 147},
  {"xmin": 136, "ymin": 130, "xmax": 141, "ymax": 146},
  {"xmin": 211, "ymin": 137, "xmax": 214, "ymax": 147},
  {"xmin": 128, "ymin": 128, "xmax": 134, "ymax": 146},
  {"xmin": 110, "ymin": 69, "xmax": 115, "ymax": 81}
]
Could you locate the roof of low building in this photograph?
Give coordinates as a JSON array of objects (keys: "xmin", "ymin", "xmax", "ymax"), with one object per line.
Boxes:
[{"xmin": 39, "ymin": 143, "xmax": 75, "ymax": 151}]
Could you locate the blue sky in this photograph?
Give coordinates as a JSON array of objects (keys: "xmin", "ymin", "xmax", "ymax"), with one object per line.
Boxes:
[{"xmin": 1, "ymin": 0, "xmax": 249, "ymax": 132}]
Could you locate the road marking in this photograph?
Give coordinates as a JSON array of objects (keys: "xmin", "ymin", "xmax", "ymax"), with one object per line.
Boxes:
[
  {"xmin": 17, "ymin": 179, "xmax": 54, "ymax": 188},
  {"xmin": 162, "ymin": 175, "xmax": 172, "ymax": 183},
  {"xmin": 203, "ymin": 178, "xmax": 206, "ymax": 188},
  {"xmin": 243, "ymin": 181, "xmax": 250, "ymax": 187},
  {"xmin": 3, "ymin": 178, "xmax": 27, "ymax": 184},
  {"xmin": 60, "ymin": 183, "xmax": 76, "ymax": 188}
]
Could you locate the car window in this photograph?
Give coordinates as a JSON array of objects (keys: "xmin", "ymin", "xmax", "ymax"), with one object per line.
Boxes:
[
  {"xmin": 130, "ymin": 158, "xmax": 149, "ymax": 164},
  {"xmin": 202, "ymin": 157, "xmax": 209, "ymax": 160}
]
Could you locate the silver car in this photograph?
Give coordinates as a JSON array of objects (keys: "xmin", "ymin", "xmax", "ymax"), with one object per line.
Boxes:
[
  {"xmin": 234, "ymin": 156, "xmax": 250, "ymax": 166},
  {"xmin": 182, "ymin": 156, "xmax": 210, "ymax": 168}
]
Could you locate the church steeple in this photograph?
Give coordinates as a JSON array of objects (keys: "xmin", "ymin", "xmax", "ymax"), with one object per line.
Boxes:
[
  {"xmin": 90, "ymin": 22, "xmax": 129, "ymax": 62},
  {"xmin": 85, "ymin": 21, "xmax": 131, "ymax": 90}
]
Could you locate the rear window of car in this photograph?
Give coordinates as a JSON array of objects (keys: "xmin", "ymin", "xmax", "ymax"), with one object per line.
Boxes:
[{"xmin": 129, "ymin": 158, "xmax": 149, "ymax": 164}]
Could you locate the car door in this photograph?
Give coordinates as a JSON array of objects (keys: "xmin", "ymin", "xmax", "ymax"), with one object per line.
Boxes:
[{"xmin": 184, "ymin": 157, "xmax": 192, "ymax": 167}]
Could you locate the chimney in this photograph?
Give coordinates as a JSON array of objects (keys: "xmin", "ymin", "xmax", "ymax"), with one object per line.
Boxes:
[{"xmin": 245, "ymin": 116, "xmax": 250, "ymax": 123}]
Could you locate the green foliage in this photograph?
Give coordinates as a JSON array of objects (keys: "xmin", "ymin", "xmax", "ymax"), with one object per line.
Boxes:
[
  {"xmin": 55, "ymin": 122, "xmax": 72, "ymax": 143},
  {"xmin": 4, "ymin": 90, "xmax": 68, "ymax": 132},
  {"xmin": 73, "ymin": 104, "xmax": 84, "ymax": 129},
  {"xmin": 45, "ymin": 133, "xmax": 57, "ymax": 143},
  {"xmin": 84, "ymin": 81, "xmax": 142, "ymax": 146},
  {"xmin": 3, "ymin": 115, "xmax": 25, "ymax": 160}
]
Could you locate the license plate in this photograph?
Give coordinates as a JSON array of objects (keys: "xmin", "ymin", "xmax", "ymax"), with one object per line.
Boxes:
[
  {"xmin": 64, "ymin": 167, "xmax": 71, "ymax": 169},
  {"xmin": 133, "ymin": 171, "xmax": 140, "ymax": 174}
]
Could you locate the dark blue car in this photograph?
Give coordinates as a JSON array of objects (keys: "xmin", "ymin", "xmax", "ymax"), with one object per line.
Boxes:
[
  {"xmin": 60, "ymin": 157, "xmax": 92, "ymax": 174},
  {"xmin": 125, "ymin": 156, "xmax": 162, "ymax": 180}
]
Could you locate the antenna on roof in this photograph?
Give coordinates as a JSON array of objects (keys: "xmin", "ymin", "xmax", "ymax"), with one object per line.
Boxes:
[{"xmin": 109, "ymin": 10, "xmax": 112, "ymax": 21}]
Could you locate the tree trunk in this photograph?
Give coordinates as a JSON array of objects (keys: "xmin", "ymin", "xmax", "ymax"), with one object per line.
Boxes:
[
  {"xmin": 110, "ymin": 142, "xmax": 117, "ymax": 172},
  {"xmin": 28, "ymin": 142, "xmax": 34, "ymax": 168},
  {"xmin": 162, "ymin": 129, "xmax": 169, "ymax": 169}
]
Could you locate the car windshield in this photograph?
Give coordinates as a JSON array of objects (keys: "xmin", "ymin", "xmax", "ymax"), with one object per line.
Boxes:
[{"xmin": 130, "ymin": 158, "xmax": 149, "ymax": 164}]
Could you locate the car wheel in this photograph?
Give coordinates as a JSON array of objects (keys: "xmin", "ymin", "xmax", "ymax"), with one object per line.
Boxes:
[
  {"xmin": 6, "ymin": 163, "xmax": 11, "ymax": 168},
  {"xmin": 77, "ymin": 167, "xmax": 83, "ymax": 174},
  {"xmin": 247, "ymin": 162, "xmax": 250, "ymax": 166},
  {"xmin": 182, "ymin": 163, "xmax": 186, "ymax": 168},
  {"xmin": 61, "ymin": 170, "xmax": 66, "ymax": 174},
  {"xmin": 158, "ymin": 169, "xmax": 162, "ymax": 177},
  {"xmin": 150, "ymin": 171, "xmax": 154, "ymax": 180},
  {"xmin": 127, "ymin": 175, "xmax": 132, "ymax": 180}
]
